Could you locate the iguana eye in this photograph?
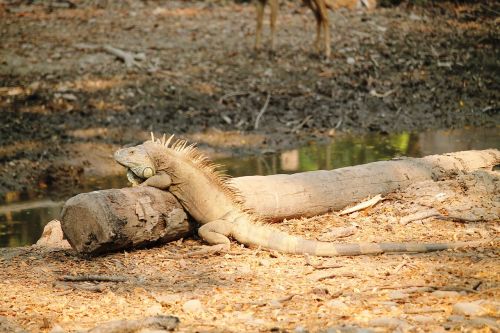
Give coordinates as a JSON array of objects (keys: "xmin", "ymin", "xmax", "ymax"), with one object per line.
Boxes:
[{"xmin": 142, "ymin": 167, "xmax": 154, "ymax": 178}]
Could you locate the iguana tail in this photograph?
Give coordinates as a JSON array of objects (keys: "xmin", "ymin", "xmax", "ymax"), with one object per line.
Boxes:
[{"xmin": 230, "ymin": 220, "xmax": 493, "ymax": 256}]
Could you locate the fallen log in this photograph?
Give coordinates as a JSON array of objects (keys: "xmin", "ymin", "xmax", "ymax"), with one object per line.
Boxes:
[
  {"xmin": 234, "ymin": 149, "xmax": 500, "ymax": 220},
  {"xmin": 60, "ymin": 149, "xmax": 499, "ymax": 255},
  {"xmin": 60, "ymin": 187, "xmax": 192, "ymax": 254}
]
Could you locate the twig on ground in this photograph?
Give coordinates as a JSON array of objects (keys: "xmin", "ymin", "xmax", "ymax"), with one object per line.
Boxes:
[
  {"xmin": 74, "ymin": 43, "xmax": 145, "ymax": 68},
  {"xmin": 376, "ymin": 284, "xmax": 478, "ymax": 294},
  {"xmin": 480, "ymin": 4, "xmax": 500, "ymax": 16},
  {"xmin": 182, "ymin": 244, "xmax": 230, "ymax": 258},
  {"xmin": 291, "ymin": 115, "xmax": 312, "ymax": 133},
  {"xmin": 74, "ymin": 43, "xmax": 100, "ymax": 50},
  {"xmin": 400, "ymin": 208, "xmax": 440, "ymax": 225},
  {"xmin": 304, "ymin": 254, "xmax": 344, "ymax": 269},
  {"xmin": 400, "ymin": 286, "xmax": 435, "ymax": 293},
  {"xmin": 369, "ymin": 54, "xmax": 379, "ymax": 68},
  {"xmin": 54, "ymin": 281, "xmax": 106, "ymax": 293},
  {"xmin": 101, "ymin": 45, "xmax": 144, "ymax": 68},
  {"xmin": 369, "ymin": 89, "xmax": 395, "ymax": 98},
  {"xmin": 437, "ymin": 61, "xmax": 453, "ymax": 68},
  {"xmin": 218, "ymin": 91, "xmax": 249, "ymax": 104},
  {"xmin": 404, "ymin": 307, "xmax": 445, "ymax": 314},
  {"xmin": 248, "ymin": 293, "xmax": 299, "ymax": 307},
  {"xmin": 275, "ymin": 294, "xmax": 296, "ymax": 303},
  {"xmin": 52, "ymin": 1, "xmax": 77, "ymax": 9},
  {"xmin": 339, "ymin": 194, "xmax": 384, "ymax": 216},
  {"xmin": 254, "ymin": 93, "xmax": 271, "ymax": 130},
  {"xmin": 311, "ymin": 263, "xmax": 344, "ymax": 270},
  {"xmin": 86, "ymin": 315, "xmax": 179, "ymax": 333},
  {"xmin": 440, "ymin": 286, "xmax": 478, "ymax": 294},
  {"xmin": 401, "ymin": 208, "xmax": 487, "ymax": 225},
  {"xmin": 313, "ymin": 272, "xmax": 356, "ymax": 281},
  {"xmin": 393, "ymin": 257, "xmax": 409, "ymax": 274},
  {"xmin": 56, "ymin": 289, "xmax": 74, "ymax": 296},
  {"xmin": 445, "ymin": 213, "xmax": 485, "ymax": 223},
  {"xmin": 59, "ymin": 275, "xmax": 128, "ymax": 282},
  {"xmin": 377, "ymin": 283, "xmax": 429, "ymax": 290},
  {"xmin": 319, "ymin": 226, "xmax": 357, "ymax": 241}
]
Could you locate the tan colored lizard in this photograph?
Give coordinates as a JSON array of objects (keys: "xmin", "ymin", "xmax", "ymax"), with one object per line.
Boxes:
[{"xmin": 114, "ymin": 134, "xmax": 490, "ymax": 256}]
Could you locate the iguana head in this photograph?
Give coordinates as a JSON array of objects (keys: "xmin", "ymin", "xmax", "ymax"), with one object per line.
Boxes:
[{"xmin": 114, "ymin": 142, "xmax": 156, "ymax": 185}]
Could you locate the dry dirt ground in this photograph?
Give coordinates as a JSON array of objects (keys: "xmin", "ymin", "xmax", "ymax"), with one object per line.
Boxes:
[
  {"xmin": 0, "ymin": 1, "xmax": 499, "ymax": 332},
  {"xmin": 0, "ymin": 167, "xmax": 499, "ymax": 332},
  {"xmin": 0, "ymin": 0, "xmax": 499, "ymax": 197}
]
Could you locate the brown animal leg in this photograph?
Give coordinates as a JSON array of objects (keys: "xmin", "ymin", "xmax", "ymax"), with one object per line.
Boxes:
[
  {"xmin": 255, "ymin": 0, "xmax": 267, "ymax": 50},
  {"xmin": 315, "ymin": 0, "xmax": 331, "ymax": 57},
  {"xmin": 315, "ymin": 15, "xmax": 322, "ymax": 53},
  {"xmin": 304, "ymin": 0, "xmax": 323, "ymax": 54},
  {"xmin": 321, "ymin": 8, "xmax": 331, "ymax": 56},
  {"xmin": 269, "ymin": 0, "xmax": 278, "ymax": 51}
]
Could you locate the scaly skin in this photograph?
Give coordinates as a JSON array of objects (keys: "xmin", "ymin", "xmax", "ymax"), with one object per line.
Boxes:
[{"xmin": 114, "ymin": 134, "xmax": 490, "ymax": 256}]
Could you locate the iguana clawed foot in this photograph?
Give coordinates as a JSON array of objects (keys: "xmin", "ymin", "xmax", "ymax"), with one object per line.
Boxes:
[
  {"xmin": 198, "ymin": 220, "xmax": 233, "ymax": 246},
  {"xmin": 139, "ymin": 173, "xmax": 172, "ymax": 190}
]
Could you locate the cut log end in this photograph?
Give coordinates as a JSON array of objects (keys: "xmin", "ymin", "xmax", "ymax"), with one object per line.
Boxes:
[{"xmin": 60, "ymin": 187, "xmax": 192, "ymax": 255}]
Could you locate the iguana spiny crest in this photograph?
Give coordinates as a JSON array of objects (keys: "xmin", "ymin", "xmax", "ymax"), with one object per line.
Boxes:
[{"xmin": 114, "ymin": 133, "xmax": 244, "ymax": 207}]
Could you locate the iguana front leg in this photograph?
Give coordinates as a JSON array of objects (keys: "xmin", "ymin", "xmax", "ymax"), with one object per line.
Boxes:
[{"xmin": 140, "ymin": 172, "xmax": 172, "ymax": 190}]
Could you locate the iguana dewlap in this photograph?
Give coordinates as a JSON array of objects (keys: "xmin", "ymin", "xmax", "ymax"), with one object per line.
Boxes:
[{"xmin": 114, "ymin": 134, "xmax": 488, "ymax": 256}]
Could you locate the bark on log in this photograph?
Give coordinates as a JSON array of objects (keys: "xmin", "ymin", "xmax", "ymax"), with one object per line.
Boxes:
[
  {"xmin": 60, "ymin": 149, "xmax": 499, "ymax": 255},
  {"xmin": 60, "ymin": 187, "xmax": 192, "ymax": 255}
]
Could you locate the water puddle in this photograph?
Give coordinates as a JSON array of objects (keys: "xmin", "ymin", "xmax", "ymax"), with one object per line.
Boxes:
[
  {"xmin": 219, "ymin": 127, "xmax": 499, "ymax": 176},
  {"xmin": 1, "ymin": 127, "xmax": 498, "ymax": 247}
]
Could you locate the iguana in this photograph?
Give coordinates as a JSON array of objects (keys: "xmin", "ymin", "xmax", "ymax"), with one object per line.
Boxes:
[{"xmin": 114, "ymin": 134, "xmax": 489, "ymax": 256}]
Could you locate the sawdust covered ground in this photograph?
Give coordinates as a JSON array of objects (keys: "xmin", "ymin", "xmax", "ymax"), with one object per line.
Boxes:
[
  {"xmin": 2, "ymin": 159, "xmax": 499, "ymax": 332},
  {"xmin": 0, "ymin": 0, "xmax": 499, "ymax": 197},
  {"xmin": 1, "ymin": 174, "xmax": 499, "ymax": 332}
]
